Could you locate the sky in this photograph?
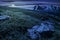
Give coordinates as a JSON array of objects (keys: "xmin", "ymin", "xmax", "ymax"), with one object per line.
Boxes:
[
  {"xmin": 0, "ymin": 0, "xmax": 59, "ymax": 2},
  {"xmin": 0, "ymin": 0, "xmax": 59, "ymax": 7},
  {"xmin": 0, "ymin": 0, "xmax": 59, "ymax": 4}
]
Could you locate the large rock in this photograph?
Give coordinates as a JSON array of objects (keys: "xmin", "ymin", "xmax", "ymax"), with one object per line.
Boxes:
[
  {"xmin": 36, "ymin": 22, "xmax": 54, "ymax": 33},
  {"xmin": 44, "ymin": 5, "xmax": 59, "ymax": 12},
  {"xmin": 0, "ymin": 15, "xmax": 10, "ymax": 21},
  {"xmin": 34, "ymin": 5, "xmax": 46, "ymax": 11},
  {"xmin": 27, "ymin": 29, "xmax": 38, "ymax": 39},
  {"xmin": 34, "ymin": 5, "xmax": 59, "ymax": 12},
  {"xmin": 27, "ymin": 21, "xmax": 54, "ymax": 39}
]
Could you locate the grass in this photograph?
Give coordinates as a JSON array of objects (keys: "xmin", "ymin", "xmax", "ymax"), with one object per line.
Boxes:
[{"xmin": 0, "ymin": 6, "xmax": 60, "ymax": 40}]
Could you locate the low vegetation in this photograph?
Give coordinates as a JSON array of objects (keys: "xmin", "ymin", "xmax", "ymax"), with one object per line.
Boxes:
[{"xmin": 0, "ymin": 6, "xmax": 60, "ymax": 40}]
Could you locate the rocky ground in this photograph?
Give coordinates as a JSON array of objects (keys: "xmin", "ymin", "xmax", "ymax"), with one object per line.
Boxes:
[{"xmin": 0, "ymin": 6, "xmax": 60, "ymax": 40}]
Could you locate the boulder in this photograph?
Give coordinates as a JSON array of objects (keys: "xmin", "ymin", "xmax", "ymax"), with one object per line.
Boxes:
[
  {"xmin": 27, "ymin": 21, "xmax": 54, "ymax": 39},
  {"xmin": 33, "ymin": 5, "xmax": 46, "ymax": 11},
  {"xmin": 0, "ymin": 15, "xmax": 10, "ymax": 21},
  {"xmin": 36, "ymin": 22, "xmax": 54, "ymax": 33},
  {"xmin": 34, "ymin": 5, "xmax": 59, "ymax": 12},
  {"xmin": 44, "ymin": 5, "xmax": 59, "ymax": 12},
  {"xmin": 27, "ymin": 28, "xmax": 38, "ymax": 39}
]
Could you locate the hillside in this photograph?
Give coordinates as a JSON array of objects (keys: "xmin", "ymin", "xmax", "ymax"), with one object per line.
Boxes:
[{"xmin": 0, "ymin": 6, "xmax": 60, "ymax": 40}]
